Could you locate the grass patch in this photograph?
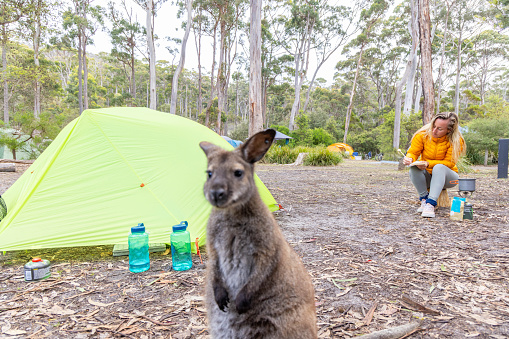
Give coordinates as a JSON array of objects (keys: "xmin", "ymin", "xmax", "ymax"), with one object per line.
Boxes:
[
  {"xmin": 303, "ymin": 147, "xmax": 343, "ymax": 166},
  {"xmin": 0, "ymin": 245, "xmax": 170, "ymax": 267}
]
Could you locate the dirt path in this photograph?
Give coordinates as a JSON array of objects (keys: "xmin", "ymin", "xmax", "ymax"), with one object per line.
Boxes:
[{"xmin": 0, "ymin": 160, "xmax": 508, "ymax": 338}]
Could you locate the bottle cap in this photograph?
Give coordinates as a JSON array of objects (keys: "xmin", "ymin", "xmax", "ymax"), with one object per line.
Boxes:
[
  {"xmin": 32, "ymin": 258, "xmax": 42, "ymax": 262},
  {"xmin": 172, "ymin": 221, "xmax": 188, "ymax": 232},
  {"xmin": 131, "ymin": 223, "xmax": 145, "ymax": 233}
]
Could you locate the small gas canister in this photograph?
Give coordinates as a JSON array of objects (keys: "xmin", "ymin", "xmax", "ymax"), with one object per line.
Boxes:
[{"xmin": 24, "ymin": 258, "xmax": 51, "ymax": 281}]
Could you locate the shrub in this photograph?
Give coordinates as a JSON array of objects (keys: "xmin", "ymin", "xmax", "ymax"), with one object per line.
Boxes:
[
  {"xmin": 457, "ymin": 157, "xmax": 474, "ymax": 174},
  {"xmin": 303, "ymin": 147, "xmax": 343, "ymax": 166},
  {"xmin": 262, "ymin": 146, "xmax": 299, "ymax": 164}
]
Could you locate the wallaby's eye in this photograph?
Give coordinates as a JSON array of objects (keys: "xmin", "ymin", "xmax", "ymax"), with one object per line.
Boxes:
[
  {"xmin": 206, "ymin": 170, "xmax": 213, "ymax": 179},
  {"xmin": 234, "ymin": 170, "xmax": 244, "ymax": 178}
]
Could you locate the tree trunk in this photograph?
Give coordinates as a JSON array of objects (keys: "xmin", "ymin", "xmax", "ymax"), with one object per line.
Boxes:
[
  {"xmin": 216, "ymin": 22, "xmax": 226, "ymax": 133},
  {"xmin": 2, "ymin": 28, "xmax": 9, "ymax": 124},
  {"xmin": 414, "ymin": 74, "xmax": 422, "ymax": 114},
  {"xmin": 343, "ymin": 45, "xmax": 365, "ymax": 144},
  {"xmin": 193, "ymin": 9, "xmax": 203, "ymax": 119},
  {"xmin": 289, "ymin": 17, "xmax": 314, "ymax": 131},
  {"xmin": 205, "ymin": 23, "xmax": 218, "ymax": 127},
  {"xmin": 249, "ymin": 0, "xmax": 263, "ymax": 136},
  {"xmin": 454, "ymin": 30, "xmax": 463, "ymax": 116},
  {"xmin": 33, "ymin": 5, "xmax": 41, "ymax": 119},
  {"xmin": 403, "ymin": 0, "xmax": 419, "ymax": 115},
  {"xmin": 83, "ymin": 38, "xmax": 89, "ymax": 110},
  {"xmin": 435, "ymin": 1, "xmax": 450, "ymax": 115},
  {"xmin": 78, "ymin": 28, "xmax": 83, "ymax": 114},
  {"xmin": 393, "ymin": 0, "xmax": 419, "ymax": 149},
  {"xmin": 82, "ymin": 2, "xmax": 89, "ymax": 111},
  {"xmin": 418, "ymin": 0, "xmax": 434, "ymax": 124},
  {"xmin": 147, "ymin": 0, "xmax": 156, "ymax": 109},
  {"xmin": 484, "ymin": 149, "xmax": 488, "ymax": 166},
  {"xmin": 170, "ymin": 0, "xmax": 193, "ymax": 115}
]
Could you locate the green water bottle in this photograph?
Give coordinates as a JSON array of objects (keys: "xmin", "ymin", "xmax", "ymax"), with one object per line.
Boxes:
[
  {"xmin": 171, "ymin": 221, "xmax": 192, "ymax": 271},
  {"xmin": 128, "ymin": 223, "xmax": 150, "ymax": 273}
]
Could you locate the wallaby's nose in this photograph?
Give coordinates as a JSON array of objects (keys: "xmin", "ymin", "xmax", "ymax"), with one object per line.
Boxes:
[{"xmin": 210, "ymin": 188, "xmax": 226, "ymax": 205}]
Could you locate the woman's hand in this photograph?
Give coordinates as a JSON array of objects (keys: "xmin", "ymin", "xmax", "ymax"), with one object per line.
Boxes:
[{"xmin": 403, "ymin": 156, "xmax": 413, "ymax": 166}]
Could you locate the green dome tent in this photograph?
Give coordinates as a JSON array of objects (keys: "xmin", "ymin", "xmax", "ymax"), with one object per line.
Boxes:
[{"xmin": 0, "ymin": 108, "xmax": 279, "ymax": 251}]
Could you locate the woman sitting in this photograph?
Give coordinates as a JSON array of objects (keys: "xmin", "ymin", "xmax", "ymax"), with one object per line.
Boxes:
[{"xmin": 403, "ymin": 112, "xmax": 466, "ymax": 218}]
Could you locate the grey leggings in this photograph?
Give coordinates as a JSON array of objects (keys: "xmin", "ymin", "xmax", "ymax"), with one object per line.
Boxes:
[{"xmin": 409, "ymin": 164, "xmax": 458, "ymax": 201}]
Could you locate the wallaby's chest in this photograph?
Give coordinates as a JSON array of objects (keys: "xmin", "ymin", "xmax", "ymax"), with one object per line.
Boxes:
[{"xmin": 210, "ymin": 222, "xmax": 256, "ymax": 294}]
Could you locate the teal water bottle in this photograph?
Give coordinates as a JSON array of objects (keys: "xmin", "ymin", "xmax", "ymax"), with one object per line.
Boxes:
[
  {"xmin": 171, "ymin": 221, "xmax": 192, "ymax": 271},
  {"xmin": 128, "ymin": 223, "xmax": 150, "ymax": 273}
]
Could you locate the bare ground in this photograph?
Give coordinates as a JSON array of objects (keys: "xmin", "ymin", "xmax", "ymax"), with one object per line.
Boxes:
[{"xmin": 0, "ymin": 160, "xmax": 508, "ymax": 338}]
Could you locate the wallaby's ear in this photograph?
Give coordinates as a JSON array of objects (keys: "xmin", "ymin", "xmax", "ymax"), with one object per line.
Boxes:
[
  {"xmin": 239, "ymin": 129, "xmax": 276, "ymax": 164},
  {"xmin": 200, "ymin": 141, "xmax": 222, "ymax": 157}
]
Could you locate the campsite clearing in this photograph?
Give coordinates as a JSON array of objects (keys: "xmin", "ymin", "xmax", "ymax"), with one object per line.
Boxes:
[{"xmin": 0, "ymin": 160, "xmax": 508, "ymax": 338}]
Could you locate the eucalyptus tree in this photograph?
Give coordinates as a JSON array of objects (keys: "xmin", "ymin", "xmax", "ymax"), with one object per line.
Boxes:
[
  {"xmin": 170, "ymin": 0, "xmax": 193, "ymax": 115},
  {"xmin": 62, "ymin": 0, "xmax": 104, "ymax": 114},
  {"xmin": 341, "ymin": 0, "xmax": 388, "ymax": 143},
  {"xmin": 302, "ymin": 2, "xmax": 361, "ymax": 115},
  {"xmin": 393, "ymin": 0, "xmax": 418, "ymax": 148},
  {"xmin": 468, "ymin": 30, "xmax": 509, "ymax": 105},
  {"xmin": 447, "ymin": 0, "xmax": 486, "ymax": 116},
  {"xmin": 1, "ymin": 0, "xmax": 30, "ymax": 123},
  {"xmin": 276, "ymin": 0, "xmax": 321, "ymax": 131},
  {"xmin": 249, "ymin": 0, "xmax": 263, "ymax": 135},
  {"xmin": 108, "ymin": 0, "xmax": 145, "ymax": 105},
  {"xmin": 19, "ymin": 0, "xmax": 55, "ymax": 118},
  {"xmin": 191, "ymin": 0, "xmax": 209, "ymax": 120},
  {"xmin": 203, "ymin": 0, "xmax": 246, "ymax": 133},
  {"xmin": 135, "ymin": 0, "xmax": 165, "ymax": 110}
]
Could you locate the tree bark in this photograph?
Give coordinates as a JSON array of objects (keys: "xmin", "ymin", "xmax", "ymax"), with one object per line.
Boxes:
[
  {"xmin": 146, "ymin": 0, "xmax": 156, "ymax": 109},
  {"xmin": 33, "ymin": 0, "xmax": 41, "ymax": 119},
  {"xmin": 403, "ymin": 0, "xmax": 420, "ymax": 115},
  {"xmin": 418, "ymin": 0, "xmax": 434, "ymax": 124},
  {"xmin": 170, "ymin": 0, "xmax": 193, "ymax": 115},
  {"xmin": 249, "ymin": 0, "xmax": 263, "ymax": 136},
  {"xmin": 343, "ymin": 45, "xmax": 364, "ymax": 144},
  {"xmin": 2, "ymin": 28, "xmax": 9, "ymax": 124},
  {"xmin": 205, "ymin": 23, "xmax": 218, "ymax": 127},
  {"xmin": 83, "ymin": 1, "xmax": 89, "ymax": 110}
]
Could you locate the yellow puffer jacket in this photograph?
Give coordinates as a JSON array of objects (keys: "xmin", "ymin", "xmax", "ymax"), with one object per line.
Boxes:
[{"xmin": 406, "ymin": 131, "xmax": 459, "ymax": 174}]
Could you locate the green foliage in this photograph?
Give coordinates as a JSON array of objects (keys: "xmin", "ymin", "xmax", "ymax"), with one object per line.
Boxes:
[
  {"xmin": 463, "ymin": 118, "xmax": 509, "ymax": 164},
  {"xmin": 262, "ymin": 146, "xmax": 300, "ymax": 164},
  {"xmin": 303, "ymin": 147, "xmax": 343, "ymax": 166},
  {"xmin": 457, "ymin": 157, "xmax": 474, "ymax": 174},
  {"xmin": 310, "ymin": 128, "xmax": 334, "ymax": 146},
  {"xmin": 230, "ymin": 120, "xmax": 248, "ymax": 142}
]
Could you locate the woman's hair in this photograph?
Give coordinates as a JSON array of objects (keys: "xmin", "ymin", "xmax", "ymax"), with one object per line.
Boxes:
[{"xmin": 413, "ymin": 112, "xmax": 466, "ymax": 163}]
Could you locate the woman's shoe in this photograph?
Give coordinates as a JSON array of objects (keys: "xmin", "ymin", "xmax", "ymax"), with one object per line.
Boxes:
[
  {"xmin": 421, "ymin": 203, "xmax": 435, "ymax": 218},
  {"xmin": 417, "ymin": 199, "xmax": 427, "ymax": 213}
]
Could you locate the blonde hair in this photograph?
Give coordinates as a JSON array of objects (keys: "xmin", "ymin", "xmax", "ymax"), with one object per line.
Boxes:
[{"xmin": 413, "ymin": 112, "xmax": 466, "ymax": 164}]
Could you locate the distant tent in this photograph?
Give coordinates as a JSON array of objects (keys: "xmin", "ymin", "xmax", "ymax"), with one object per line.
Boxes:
[
  {"xmin": 0, "ymin": 108, "xmax": 279, "ymax": 251},
  {"xmin": 274, "ymin": 131, "xmax": 293, "ymax": 145},
  {"xmin": 327, "ymin": 143, "xmax": 354, "ymax": 156},
  {"xmin": 221, "ymin": 136, "xmax": 243, "ymax": 148}
]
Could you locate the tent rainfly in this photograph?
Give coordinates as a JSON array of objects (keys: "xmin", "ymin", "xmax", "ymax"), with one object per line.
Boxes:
[{"xmin": 0, "ymin": 108, "xmax": 279, "ymax": 251}]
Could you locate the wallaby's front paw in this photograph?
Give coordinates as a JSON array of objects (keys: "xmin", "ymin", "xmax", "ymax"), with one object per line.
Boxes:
[
  {"xmin": 214, "ymin": 285, "xmax": 229, "ymax": 312},
  {"xmin": 235, "ymin": 289, "xmax": 251, "ymax": 314}
]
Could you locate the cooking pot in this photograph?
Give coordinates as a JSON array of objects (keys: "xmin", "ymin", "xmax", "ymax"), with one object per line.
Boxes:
[{"xmin": 450, "ymin": 178, "xmax": 476, "ymax": 192}]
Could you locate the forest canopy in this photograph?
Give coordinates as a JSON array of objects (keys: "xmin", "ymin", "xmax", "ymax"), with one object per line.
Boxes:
[{"xmin": 1, "ymin": 0, "xmax": 508, "ymax": 165}]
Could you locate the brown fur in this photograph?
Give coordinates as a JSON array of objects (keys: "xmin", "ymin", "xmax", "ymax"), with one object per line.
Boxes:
[{"xmin": 200, "ymin": 129, "xmax": 317, "ymax": 339}]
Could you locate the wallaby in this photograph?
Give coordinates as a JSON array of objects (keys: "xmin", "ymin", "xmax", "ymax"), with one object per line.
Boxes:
[{"xmin": 199, "ymin": 129, "xmax": 317, "ymax": 339}]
